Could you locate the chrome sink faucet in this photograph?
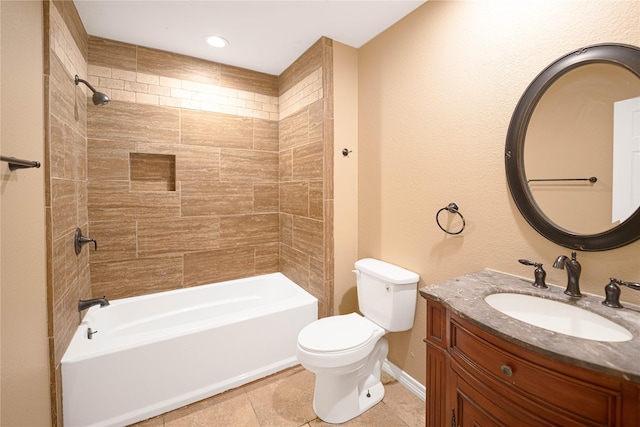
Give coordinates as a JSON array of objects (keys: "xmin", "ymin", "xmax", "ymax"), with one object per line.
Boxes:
[{"xmin": 553, "ymin": 251, "xmax": 582, "ymax": 297}]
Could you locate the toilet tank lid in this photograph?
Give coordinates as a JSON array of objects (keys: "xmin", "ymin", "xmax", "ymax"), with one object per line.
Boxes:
[{"xmin": 354, "ymin": 258, "xmax": 420, "ymax": 285}]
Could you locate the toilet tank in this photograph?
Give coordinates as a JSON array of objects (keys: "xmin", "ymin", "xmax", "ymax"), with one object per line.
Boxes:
[{"xmin": 354, "ymin": 258, "xmax": 420, "ymax": 332}]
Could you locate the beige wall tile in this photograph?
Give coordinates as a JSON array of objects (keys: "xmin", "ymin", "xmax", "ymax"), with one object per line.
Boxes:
[
  {"xmin": 279, "ymin": 37, "xmax": 326, "ymax": 95},
  {"xmin": 253, "ymin": 119, "xmax": 279, "ymax": 151},
  {"xmin": 279, "ymin": 244, "xmax": 310, "ymax": 288},
  {"xmin": 52, "ymin": 281, "xmax": 81, "ymax": 364},
  {"xmin": 88, "ymin": 181, "xmax": 181, "ymax": 221},
  {"xmin": 184, "ymin": 247, "xmax": 256, "ymax": 287},
  {"xmin": 323, "ymin": 199, "xmax": 334, "ymax": 284},
  {"xmin": 90, "ymin": 256, "xmax": 184, "ymax": 299},
  {"xmin": 255, "ymin": 244, "xmax": 280, "ymax": 275},
  {"xmin": 87, "ymin": 139, "xmax": 136, "ymax": 181},
  {"xmin": 323, "ymin": 116, "xmax": 334, "ymax": 201},
  {"xmin": 253, "ymin": 183, "xmax": 279, "ymax": 213},
  {"xmin": 77, "ymin": 181, "xmax": 89, "ymax": 228},
  {"xmin": 309, "ymin": 257, "xmax": 325, "ymax": 298},
  {"xmin": 280, "ymin": 181, "xmax": 308, "ymax": 216},
  {"xmin": 138, "ymin": 46, "xmax": 222, "ymax": 85},
  {"xmin": 279, "ymin": 108, "xmax": 308, "ymax": 151},
  {"xmin": 182, "ymin": 181, "xmax": 254, "ymax": 216},
  {"xmin": 219, "ymin": 214, "xmax": 279, "ymax": 247},
  {"xmin": 67, "ymin": 129, "xmax": 87, "ymax": 181},
  {"xmin": 88, "ymin": 220, "xmax": 137, "ymax": 263},
  {"xmin": 137, "ymin": 217, "xmax": 220, "ymax": 257},
  {"xmin": 176, "ymin": 145, "xmax": 220, "ymax": 182},
  {"xmin": 51, "ymin": 233, "xmax": 72, "ymax": 306},
  {"xmin": 293, "ymin": 141, "xmax": 323, "ymax": 181},
  {"xmin": 181, "ymin": 110, "xmax": 253, "ymax": 149},
  {"xmin": 279, "ymin": 149, "xmax": 293, "ymax": 182},
  {"xmin": 308, "ymin": 181, "xmax": 323, "ymax": 220},
  {"xmin": 88, "ymin": 36, "xmax": 137, "ymax": 71},
  {"xmin": 88, "ymin": 101, "xmax": 180, "ymax": 144},
  {"xmin": 49, "ymin": 52, "xmax": 81, "ymax": 132},
  {"xmin": 220, "ymin": 63, "xmax": 278, "ymax": 97},
  {"xmin": 220, "ymin": 149, "xmax": 279, "ymax": 182},
  {"xmin": 52, "ymin": 0, "xmax": 88, "ymax": 61},
  {"xmin": 292, "ymin": 216, "xmax": 323, "ymax": 257},
  {"xmin": 49, "ymin": 114, "xmax": 70, "ymax": 179},
  {"xmin": 308, "ymin": 100, "xmax": 324, "ymax": 145},
  {"xmin": 280, "ymin": 214, "xmax": 293, "ymax": 247},
  {"xmin": 51, "ymin": 178, "xmax": 78, "ymax": 239}
]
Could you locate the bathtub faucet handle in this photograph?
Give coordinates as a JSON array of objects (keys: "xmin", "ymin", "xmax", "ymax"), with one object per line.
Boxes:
[{"xmin": 75, "ymin": 228, "xmax": 97, "ymax": 255}]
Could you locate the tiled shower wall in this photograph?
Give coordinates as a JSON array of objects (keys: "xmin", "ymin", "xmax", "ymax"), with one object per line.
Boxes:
[
  {"xmin": 85, "ymin": 37, "xmax": 334, "ymax": 316},
  {"xmin": 44, "ymin": 1, "xmax": 92, "ymax": 424},
  {"xmin": 278, "ymin": 38, "xmax": 334, "ymax": 317},
  {"xmin": 85, "ymin": 37, "xmax": 281, "ymax": 298}
]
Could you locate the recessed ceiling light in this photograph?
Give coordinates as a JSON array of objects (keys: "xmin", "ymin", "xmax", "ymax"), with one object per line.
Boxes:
[{"xmin": 205, "ymin": 35, "xmax": 229, "ymax": 48}]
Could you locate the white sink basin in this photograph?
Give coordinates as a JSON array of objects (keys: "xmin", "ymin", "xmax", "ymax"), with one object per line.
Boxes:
[{"xmin": 484, "ymin": 293, "xmax": 632, "ymax": 342}]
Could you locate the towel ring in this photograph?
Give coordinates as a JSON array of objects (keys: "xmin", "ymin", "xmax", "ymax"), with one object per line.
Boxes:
[{"xmin": 436, "ymin": 203, "xmax": 466, "ymax": 235}]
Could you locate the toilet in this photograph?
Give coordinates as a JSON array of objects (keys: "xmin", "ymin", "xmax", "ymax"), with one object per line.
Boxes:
[{"xmin": 296, "ymin": 258, "xmax": 420, "ymax": 424}]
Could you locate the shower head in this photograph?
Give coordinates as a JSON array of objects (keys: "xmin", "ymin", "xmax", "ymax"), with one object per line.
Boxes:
[{"xmin": 74, "ymin": 75, "xmax": 110, "ymax": 106}]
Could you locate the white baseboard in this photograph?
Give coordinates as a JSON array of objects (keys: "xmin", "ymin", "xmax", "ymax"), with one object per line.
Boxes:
[{"xmin": 383, "ymin": 359, "xmax": 426, "ymax": 402}]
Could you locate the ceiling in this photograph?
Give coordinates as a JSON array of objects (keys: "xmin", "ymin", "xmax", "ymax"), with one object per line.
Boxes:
[{"xmin": 74, "ymin": 1, "xmax": 426, "ymax": 76}]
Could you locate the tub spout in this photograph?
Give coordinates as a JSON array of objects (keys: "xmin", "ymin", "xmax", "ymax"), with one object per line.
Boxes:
[{"xmin": 78, "ymin": 296, "xmax": 109, "ymax": 312}]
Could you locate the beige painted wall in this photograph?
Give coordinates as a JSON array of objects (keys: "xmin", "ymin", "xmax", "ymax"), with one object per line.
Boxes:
[
  {"xmin": 0, "ymin": 1, "xmax": 51, "ymax": 425},
  {"xmin": 333, "ymin": 42, "xmax": 360, "ymax": 315},
  {"xmin": 358, "ymin": 1, "xmax": 640, "ymax": 386}
]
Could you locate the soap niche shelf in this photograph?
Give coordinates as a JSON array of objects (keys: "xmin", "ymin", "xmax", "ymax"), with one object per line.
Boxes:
[{"xmin": 129, "ymin": 153, "xmax": 176, "ymax": 192}]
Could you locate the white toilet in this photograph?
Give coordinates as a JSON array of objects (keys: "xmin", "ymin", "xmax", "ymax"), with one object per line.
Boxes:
[{"xmin": 296, "ymin": 258, "xmax": 420, "ymax": 424}]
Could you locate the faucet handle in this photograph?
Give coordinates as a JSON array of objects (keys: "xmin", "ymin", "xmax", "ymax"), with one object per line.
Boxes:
[
  {"xmin": 619, "ymin": 280, "xmax": 640, "ymax": 291},
  {"xmin": 602, "ymin": 278, "xmax": 623, "ymax": 309},
  {"xmin": 518, "ymin": 259, "xmax": 548, "ymax": 289},
  {"xmin": 74, "ymin": 228, "xmax": 98, "ymax": 255}
]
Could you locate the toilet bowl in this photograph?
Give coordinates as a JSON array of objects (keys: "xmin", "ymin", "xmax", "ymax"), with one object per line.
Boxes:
[
  {"xmin": 297, "ymin": 313, "xmax": 388, "ymax": 423},
  {"xmin": 296, "ymin": 258, "xmax": 420, "ymax": 424}
]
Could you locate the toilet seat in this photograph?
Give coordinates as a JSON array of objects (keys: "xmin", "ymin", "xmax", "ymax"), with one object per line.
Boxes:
[{"xmin": 298, "ymin": 313, "xmax": 379, "ymax": 353}]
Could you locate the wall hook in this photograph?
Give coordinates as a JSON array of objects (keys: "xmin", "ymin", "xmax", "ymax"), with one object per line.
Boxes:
[
  {"xmin": 74, "ymin": 228, "xmax": 97, "ymax": 255},
  {"xmin": 342, "ymin": 148, "xmax": 352, "ymax": 157}
]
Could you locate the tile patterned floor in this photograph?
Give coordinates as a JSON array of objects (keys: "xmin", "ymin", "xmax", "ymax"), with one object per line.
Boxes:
[{"xmin": 131, "ymin": 366, "xmax": 426, "ymax": 426}]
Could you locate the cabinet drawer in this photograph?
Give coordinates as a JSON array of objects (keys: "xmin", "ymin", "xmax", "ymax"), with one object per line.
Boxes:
[{"xmin": 450, "ymin": 317, "xmax": 621, "ymax": 426}]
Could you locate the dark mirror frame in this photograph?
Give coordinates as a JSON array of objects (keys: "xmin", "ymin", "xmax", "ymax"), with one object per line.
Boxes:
[{"xmin": 505, "ymin": 43, "xmax": 640, "ymax": 251}]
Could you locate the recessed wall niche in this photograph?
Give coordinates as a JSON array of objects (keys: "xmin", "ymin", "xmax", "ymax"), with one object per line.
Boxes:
[{"xmin": 129, "ymin": 153, "xmax": 176, "ymax": 191}]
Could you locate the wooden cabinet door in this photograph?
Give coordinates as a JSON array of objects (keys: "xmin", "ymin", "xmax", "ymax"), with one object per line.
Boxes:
[{"xmin": 426, "ymin": 342, "xmax": 447, "ymax": 427}]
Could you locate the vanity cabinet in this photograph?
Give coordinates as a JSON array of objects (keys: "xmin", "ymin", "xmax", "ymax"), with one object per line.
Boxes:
[{"xmin": 425, "ymin": 298, "xmax": 640, "ymax": 427}]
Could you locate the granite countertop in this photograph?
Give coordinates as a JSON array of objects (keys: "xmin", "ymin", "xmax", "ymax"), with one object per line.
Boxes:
[{"xmin": 419, "ymin": 269, "xmax": 640, "ymax": 383}]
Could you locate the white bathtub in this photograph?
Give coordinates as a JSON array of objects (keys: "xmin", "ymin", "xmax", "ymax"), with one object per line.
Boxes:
[{"xmin": 61, "ymin": 273, "xmax": 318, "ymax": 427}]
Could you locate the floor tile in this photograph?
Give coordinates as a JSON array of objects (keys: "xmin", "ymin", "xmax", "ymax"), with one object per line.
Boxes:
[
  {"xmin": 127, "ymin": 365, "xmax": 425, "ymax": 427},
  {"xmin": 383, "ymin": 381, "xmax": 426, "ymax": 427},
  {"xmin": 246, "ymin": 368, "xmax": 317, "ymax": 426},
  {"xmin": 164, "ymin": 388, "xmax": 260, "ymax": 427}
]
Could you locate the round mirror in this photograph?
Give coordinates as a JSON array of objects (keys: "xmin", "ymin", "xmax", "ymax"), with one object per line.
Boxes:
[{"xmin": 505, "ymin": 43, "xmax": 640, "ymax": 251}]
